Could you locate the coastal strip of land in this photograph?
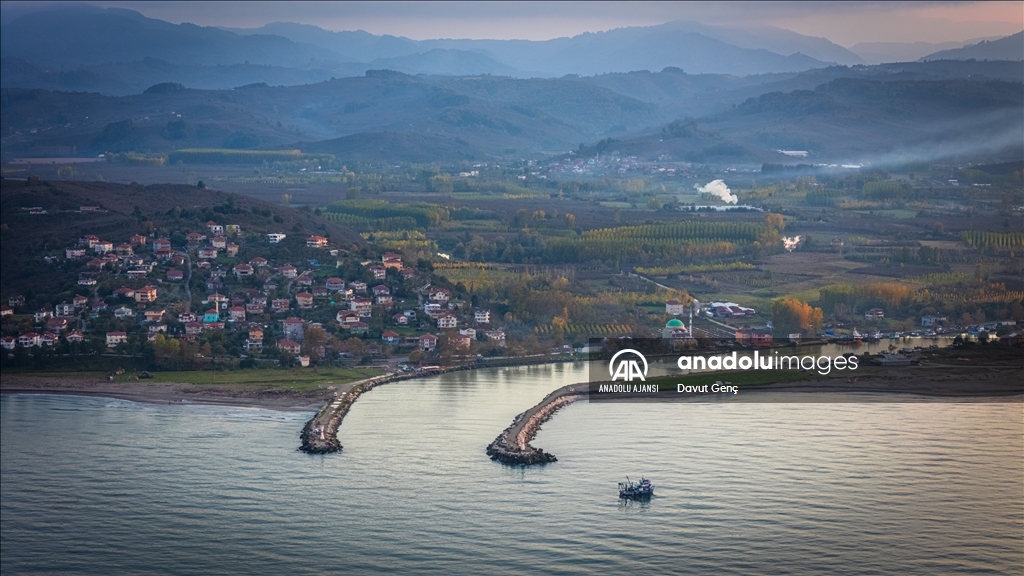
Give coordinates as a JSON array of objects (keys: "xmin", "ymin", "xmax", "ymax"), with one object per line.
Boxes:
[
  {"xmin": 0, "ymin": 373, "xmax": 327, "ymax": 411},
  {"xmin": 485, "ymin": 384, "xmax": 587, "ymax": 465}
]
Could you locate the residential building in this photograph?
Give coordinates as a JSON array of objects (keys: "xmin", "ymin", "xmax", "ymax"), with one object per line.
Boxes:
[
  {"xmin": 206, "ymin": 221, "xmax": 224, "ymax": 235},
  {"xmin": 326, "ymin": 278, "xmax": 345, "ymax": 291},
  {"xmin": 271, "ymin": 299, "xmax": 291, "ymax": 313},
  {"xmin": 351, "ymin": 297, "xmax": 373, "ymax": 317},
  {"xmin": 135, "ymin": 286, "xmax": 158, "ymax": 303},
  {"xmin": 143, "ymin": 309, "xmax": 166, "ymax": 323},
  {"xmin": 337, "ymin": 311, "xmax": 360, "ymax": 325},
  {"xmin": 735, "ymin": 328, "xmax": 774, "ymax": 347},
  {"xmin": 865, "ymin": 308, "xmax": 885, "ymax": 321},
  {"xmin": 267, "ymin": 233, "xmax": 287, "ymax": 244},
  {"xmin": 278, "ymin": 339, "xmax": 301, "ymax": 355},
  {"xmin": 45, "ymin": 317, "xmax": 69, "ymax": 332},
  {"xmin": 228, "ymin": 307, "xmax": 246, "ymax": 323},
  {"xmin": 197, "ymin": 247, "xmax": 218, "ymax": 260},
  {"xmin": 54, "ymin": 302, "xmax": 75, "ymax": 316},
  {"xmin": 306, "ymin": 235, "xmax": 329, "ymax": 248},
  {"xmin": 666, "ymin": 299, "xmax": 687, "ymax": 316},
  {"xmin": 474, "ymin": 309, "xmax": 491, "ymax": 324},
  {"xmin": 233, "ymin": 263, "xmax": 254, "ymax": 277},
  {"xmin": 282, "ymin": 317, "xmax": 304, "ymax": 341},
  {"xmin": 436, "ymin": 314, "xmax": 457, "ymax": 329},
  {"xmin": 453, "ymin": 333, "xmax": 472, "ymax": 350},
  {"xmin": 279, "ymin": 265, "xmax": 297, "ymax": 279},
  {"xmin": 225, "ymin": 243, "xmax": 239, "ymax": 257},
  {"xmin": 296, "ymin": 292, "xmax": 314, "ymax": 309},
  {"xmin": 106, "ymin": 331, "xmax": 128, "ymax": 347},
  {"xmin": 419, "ymin": 333, "xmax": 438, "ymax": 351},
  {"xmin": 381, "ymin": 331, "xmax": 401, "ymax": 345}
]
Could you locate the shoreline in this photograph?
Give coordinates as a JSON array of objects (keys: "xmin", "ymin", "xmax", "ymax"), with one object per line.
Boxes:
[{"xmin": 1, "ymin": 374, "xmax": 325, "ymax": 412}]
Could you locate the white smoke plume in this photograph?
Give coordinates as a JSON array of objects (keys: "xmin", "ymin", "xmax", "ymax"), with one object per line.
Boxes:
[{"xmin": 697, "ymin": 179, "xmax": 738, "ymax": 204}]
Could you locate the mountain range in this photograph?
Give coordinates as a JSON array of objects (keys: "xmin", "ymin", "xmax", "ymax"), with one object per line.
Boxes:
[
  {"xmin": 1, "ymin": 5, "xmax": 1020, "ymax": 167},
  {"xmin": 3, "ymin": 60, "xmax": 1020, "ymax": 166}
]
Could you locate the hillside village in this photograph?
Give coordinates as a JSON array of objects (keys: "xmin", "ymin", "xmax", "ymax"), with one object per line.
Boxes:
[{"xmin": 0, "ymin": 216, "xmax": 508, "ymax": 369}]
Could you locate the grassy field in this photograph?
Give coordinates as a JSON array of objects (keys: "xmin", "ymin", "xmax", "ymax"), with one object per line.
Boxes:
[
  {"xmin": 6, "ymin": 366, "xmax": 383, "ymax": 392},
  {"xmin": 137, "ymin": 367, "xmax": 381, "ymax": 390}
]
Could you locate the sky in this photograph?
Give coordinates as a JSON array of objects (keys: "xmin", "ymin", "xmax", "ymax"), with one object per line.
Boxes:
[{"xmin": 1, "ymin": 1, "xmax": 1021, "ymax": 46}]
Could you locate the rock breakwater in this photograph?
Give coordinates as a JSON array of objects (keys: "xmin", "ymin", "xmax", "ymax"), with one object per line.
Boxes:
[{"xmin": 487, "ymin": 385, "xmax": 586, "ymax": 465}]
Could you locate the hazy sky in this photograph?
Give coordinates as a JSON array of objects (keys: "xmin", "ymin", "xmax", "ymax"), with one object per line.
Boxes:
[{"xmin": 2, "ymin": 1, "xmax": 1021, "ymax": 46}]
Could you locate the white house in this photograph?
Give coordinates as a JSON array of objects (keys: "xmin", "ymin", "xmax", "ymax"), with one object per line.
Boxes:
[{"xmin": 666, "ymin": 299, "xmax": 686, "ymax": 316}]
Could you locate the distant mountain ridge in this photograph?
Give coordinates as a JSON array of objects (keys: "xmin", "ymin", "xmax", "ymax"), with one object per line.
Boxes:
[
  {"xmin": 2, "ymin": 63, "xmax": 1019, "ymax": 166},
  {"xmin": 921, "ymin": 31, "xmax": 1024, "ymax": 61},
  {"xmin": 0, "ymin": 6, "xmax": 342, "ymax": 67},
  {"xmin": 1, "ymin": 6, "xmax": 856, "ymax": 82}
]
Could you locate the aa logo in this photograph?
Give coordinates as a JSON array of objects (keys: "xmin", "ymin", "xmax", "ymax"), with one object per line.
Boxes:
[{"xmin": 609, "ymin": 349, "xmax": 648, "ymax": 382}]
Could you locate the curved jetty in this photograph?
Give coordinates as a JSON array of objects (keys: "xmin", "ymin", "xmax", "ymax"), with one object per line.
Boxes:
[
  {"xmin": 300, "ymin": 368, "xmax": 449, "ymax": 454},
  {"xmin": 486, "ymin": 384, "xmax": 587, "ymax": 465},
  {"xmin": 300, "ymin": 358, "xmax": 585, "ymax": 455}
]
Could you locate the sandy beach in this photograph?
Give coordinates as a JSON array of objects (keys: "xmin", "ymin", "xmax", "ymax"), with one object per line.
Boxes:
[{"xmin": 1, "ymin": 374, "xmax": 326, "ymax": 411}]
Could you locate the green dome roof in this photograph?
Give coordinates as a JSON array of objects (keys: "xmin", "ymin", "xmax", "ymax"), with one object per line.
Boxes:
[{"xmin": 666, "ymin": 319, "xmax": 685, "ymax": 327}]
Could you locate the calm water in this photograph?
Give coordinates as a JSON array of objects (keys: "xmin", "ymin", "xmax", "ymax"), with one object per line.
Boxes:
[{"xmin": 2, "ymin": 363, "xmax": 1022, "ymax": 574}]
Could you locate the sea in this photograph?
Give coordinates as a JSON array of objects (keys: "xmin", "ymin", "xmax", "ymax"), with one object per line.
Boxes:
[{"xmin": 2, "ymin": 362, "xmax": 1021, "ymax": 574}]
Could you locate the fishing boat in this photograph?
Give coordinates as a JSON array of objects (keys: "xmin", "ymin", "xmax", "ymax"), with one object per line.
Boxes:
[
  {"xmin": 837, "ymin": 328, "xmax": 863, "ymax": 346},
  {"xmin": 618, "ymin": 476, "xmax": 655, "ymax": 499}
]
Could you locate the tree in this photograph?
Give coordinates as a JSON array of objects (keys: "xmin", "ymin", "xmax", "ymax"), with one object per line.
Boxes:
[{"xmin": 771, "ymin": 297, "xmax": 823, "ymax": 336}]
